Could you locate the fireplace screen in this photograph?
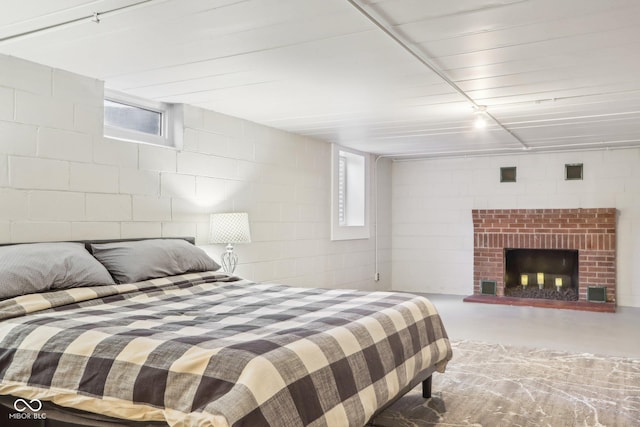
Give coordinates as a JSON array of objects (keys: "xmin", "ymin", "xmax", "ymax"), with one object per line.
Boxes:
[{"xmin": 504, "ymin": 248, "xmax": 579, "ymax": 301}]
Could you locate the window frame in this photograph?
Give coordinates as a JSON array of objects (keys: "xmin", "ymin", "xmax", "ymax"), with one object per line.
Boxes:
[
  {"xmin": 104, "ymin": 89, "xmax": 183, "ymax": 149},
  {"xmin": 331, "ymin": 144, "xmax": 370, "ymax": 241}
]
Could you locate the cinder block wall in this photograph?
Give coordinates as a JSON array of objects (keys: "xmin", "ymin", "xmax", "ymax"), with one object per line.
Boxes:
[
  {"xmin": 392, "ymin": 152, "xmax": 640, "ymax": 307},
  {"xmin": 0, "ymin": 54, "xmax": 392, "ymax": 291}
]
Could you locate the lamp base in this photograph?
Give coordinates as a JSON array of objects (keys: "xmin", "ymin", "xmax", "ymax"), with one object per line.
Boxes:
[{"xmin": 220, "ymin": 244, "xmax": 238, "ymax": 274}]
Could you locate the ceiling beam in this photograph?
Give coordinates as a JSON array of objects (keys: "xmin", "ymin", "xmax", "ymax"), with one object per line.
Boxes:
[{"xmin": 345, "ymin": 0, "xmax": 530, "ymax": 151}]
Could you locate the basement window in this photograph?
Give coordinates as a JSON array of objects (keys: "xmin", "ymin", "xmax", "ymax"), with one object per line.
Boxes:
[
  {"xmin": 331, "ymin": 144, "xmax": 370, "ymax": 240},
  {"xmin": 104, "ymin": 90, "xmax": 182, "ymax": 148}
]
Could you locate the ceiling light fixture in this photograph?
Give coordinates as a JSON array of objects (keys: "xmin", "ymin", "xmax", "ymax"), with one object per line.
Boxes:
[
  {"xmin": 474, "ymin": 106, "xmax": 488, "ymax": 130},
  {"xmin": 474, "ymin": 116, "xmax": 487, "ymax": 130}
]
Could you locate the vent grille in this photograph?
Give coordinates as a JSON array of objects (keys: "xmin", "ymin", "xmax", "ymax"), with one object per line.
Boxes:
[
  {"xmin": 587, "ymin": 286, "xmax": 606, "ymax": 303},
  {"xmin": 481, "ymin": 280, "xmax": 497, "ymax": 295}
]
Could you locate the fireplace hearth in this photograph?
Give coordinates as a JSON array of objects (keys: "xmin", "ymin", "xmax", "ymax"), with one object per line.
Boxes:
[{"xmin": 468, "ymin": 208, "xmax": 617, "ymax": 312}]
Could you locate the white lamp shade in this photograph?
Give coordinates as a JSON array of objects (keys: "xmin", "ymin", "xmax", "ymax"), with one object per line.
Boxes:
[{"xmin": 209, "ymin": 212, "xmax": 251, "ymax": 244}]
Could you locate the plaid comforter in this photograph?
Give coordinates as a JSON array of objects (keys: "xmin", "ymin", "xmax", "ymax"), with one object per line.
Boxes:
[{"xmin": 0, "ymin": 272, "xmax": 452, "ymax": 426}]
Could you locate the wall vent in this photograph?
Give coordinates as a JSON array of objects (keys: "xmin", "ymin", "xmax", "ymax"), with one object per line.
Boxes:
[
  {"xmin": 587, "ymin": 286, "xmax": 607, "ymax": 303},
  {"xmin": 480, "ymin": 280, "xmax": 497, "ymax": 295},
  {"xmin": 565, "ymin": 163, "xmax": 583, "ymax": 180},
  {"xmin": 500, "ymin": 167, "xmax": 516, "ymax": 183}
]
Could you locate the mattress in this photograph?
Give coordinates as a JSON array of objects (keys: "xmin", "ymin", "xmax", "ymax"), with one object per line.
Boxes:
[{"xmin": 0, "ymin": 271, "xmax": 452, "ymax": 426}]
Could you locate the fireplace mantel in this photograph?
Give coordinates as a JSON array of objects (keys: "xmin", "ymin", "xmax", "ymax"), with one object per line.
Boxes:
[{"xmin": 469, "ymin": 208, "xmax": 617, "ymax": 310}]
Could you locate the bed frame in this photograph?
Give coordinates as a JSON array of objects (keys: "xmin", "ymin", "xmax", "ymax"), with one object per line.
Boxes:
[{"xmin": 0, "ymin": 374, "xmax": 434, "ymax": 427}]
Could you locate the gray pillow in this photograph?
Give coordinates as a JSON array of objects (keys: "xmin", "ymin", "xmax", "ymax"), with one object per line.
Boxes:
[
  {"xmin": 0, "ymin": 242, "xmax": 116, "ymax": 300},
  {"xmin": 91, "ymin": 239, "xmax": 220, "ymax": 284}
]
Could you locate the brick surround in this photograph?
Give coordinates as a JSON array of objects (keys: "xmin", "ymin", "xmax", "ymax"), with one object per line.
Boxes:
[{"xmin": 472, "ymin": 208, "xmax": 617, "ymax": 303}]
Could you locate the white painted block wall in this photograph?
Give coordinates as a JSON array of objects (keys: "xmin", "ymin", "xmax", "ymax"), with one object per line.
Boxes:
[
  {"xmin": 392, "ymin": 150, "xmax": 640, "ymax": 307},
  {"xmin": 0, "ymin": 54, "xmax": 391, "ymax": 292}
]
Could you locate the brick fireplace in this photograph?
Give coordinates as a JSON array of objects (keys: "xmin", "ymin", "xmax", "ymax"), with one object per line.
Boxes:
[{"xmin": 469, "ymin": 208, "xmax": 617, "ymax": 311}]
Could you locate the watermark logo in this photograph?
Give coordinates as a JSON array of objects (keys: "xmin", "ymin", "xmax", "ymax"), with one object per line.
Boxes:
[
  {"xmin": 7, "ymin": 399, "xmax": 46, "ymax": 421},
  {"xmin": 13, "ymin": 399, "xmax": 42, "ymax": 412}
]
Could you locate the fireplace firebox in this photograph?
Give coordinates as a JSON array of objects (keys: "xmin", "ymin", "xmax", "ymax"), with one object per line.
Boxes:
[{"xmin": 504, "ymin": 248, "xmax": 579, "ymax": 301}]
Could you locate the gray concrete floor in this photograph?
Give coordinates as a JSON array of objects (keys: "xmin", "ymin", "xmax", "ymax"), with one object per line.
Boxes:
[{"xmin": 422, "ymin": 294, "xmax": 640, "ymax": 358}]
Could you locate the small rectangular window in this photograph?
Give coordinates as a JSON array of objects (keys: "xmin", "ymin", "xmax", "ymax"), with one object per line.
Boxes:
[
  {"xmin": 331, "ymin": 144, "xmax": 369, "ymax": 240},
  {"xmin": 104, "ymin": 99, "xmax": 162, "ymax": 136},
  {"xmin": 104, "ymin": 90, "xmax": 182, "ymax": 148}
]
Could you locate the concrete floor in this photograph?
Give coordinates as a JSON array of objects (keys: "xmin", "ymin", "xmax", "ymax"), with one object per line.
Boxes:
[{"xmin": 423, "ymin": 294, "xmax": 640, "ymax": 358}]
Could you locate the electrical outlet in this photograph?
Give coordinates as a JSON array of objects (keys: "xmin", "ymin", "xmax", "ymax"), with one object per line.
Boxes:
[{"xmin": 374, "ymin": 272, "xmax": 380, "ymax": 281}]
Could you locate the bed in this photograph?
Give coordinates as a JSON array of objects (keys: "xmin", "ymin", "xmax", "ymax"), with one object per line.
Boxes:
[{"xmin": 0, "ymin": 237, "xmax": 452, "ymax": 426}]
